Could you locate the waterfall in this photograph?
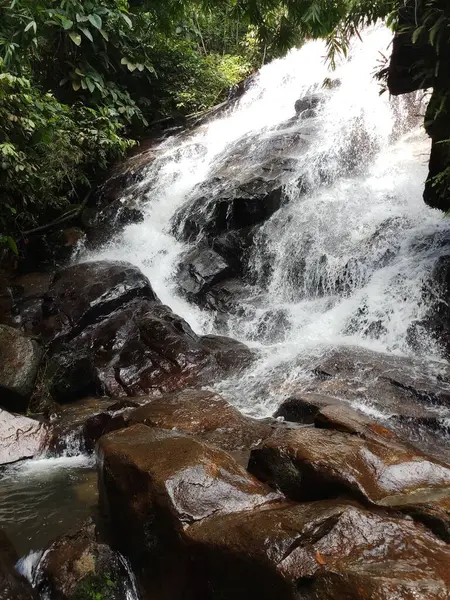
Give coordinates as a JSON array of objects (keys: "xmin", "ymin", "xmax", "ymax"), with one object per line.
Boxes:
[{"xmin": 87, "ymin": 25, "xmax": 450, "ymax": 417}]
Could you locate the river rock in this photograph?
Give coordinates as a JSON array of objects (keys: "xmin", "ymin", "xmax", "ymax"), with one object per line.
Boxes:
[
  {"xmin": 199, "ymin": 334, "xmax": 254, "ymax": 371},
  {"xmin": 37, "ymin": 520, "xmax": 129, "ymax": 600},
  {"xmin": 186, "ymin": 500, "xmax": 450, "ymax": 600},
  {"xmin": 98, "ymin": 425, "xmax": 280, "ymax": 584},
  {"xmin": 0, "ymin": 409, "xmax": 48, "ymax": 465},
  {"xmin": 211, "ymin": 228, "xmax": 254, "ymax": 274},
  {"xmin": 1, "ymin": 272, "xmax": 52, "ymax": 332},
  {"xmin": 274, "ymin": 392, "xmax": 342, "ymax": 423},
  {"xmin": 248, "ymin": 425, "xmax": 450, "ymax": 539},
  {"xmin": 46, "ymin": 348, "xmax": 102, "ymax": 404},
  {"xmin": 0, "ymin": 531, "xmax": 38, "ymax": 600},
  {"xmin": 39, "ymin": 261, "xmax": 158, "ymax": 341},
  {"xmin": 127, "ymin": 389, "xmax": 272, "ymax": 455},
  {"xmin": 305, "ymin": 346, "xmax": 450, "ymax": 435},
  {"xmin": 0, "ymin": 325, "xmax": 41, "ymax": 411},
  {"xmin": 177, "ymin": 247, "xmax": 233, "ymax": 301}
]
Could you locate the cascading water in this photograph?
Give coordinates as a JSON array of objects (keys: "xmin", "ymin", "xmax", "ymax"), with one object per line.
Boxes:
[{"xmin": 88, "ymin": 25, "xmax": 450, "ymax": 421}]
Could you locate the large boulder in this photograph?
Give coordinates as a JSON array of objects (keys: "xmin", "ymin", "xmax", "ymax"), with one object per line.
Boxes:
[
  {"xmin": 248, "ymin": 425, "xmax": 450, "ymax": 540},
  {"xmin": 0, "ymin": 409, "xmax": 48, "ymax": 465},
  {"xmin": 98, "ymin": 425, "xmax": 280, "ymax": 595},
  {"xmin": 0, "ymin": 531, "xmax": 38, "ymax": 600},
  {"xmin": 34, "ymin": 261, "xmax": 252, "ymax": 403},
  {"xmin": 0, "ymin": 272, "xmax": 52, "ymax": 333},
  {"xmin": 0, "ymin": 325, "xmax": 41, "ymax": 411},
  {"xmin": 127, "ymin": 389, "xmax": 273, "ymax": 456},
  {"xmin": 38, "ymin": 260, "xmax": 158, "ymax": 342},
  {"xmin": 37, "ymin": 521, "xmax": 131, "ymax": 600},
  {"xmin": 186, "ymin": 500, "xmax": 450, "ymax": 600}
]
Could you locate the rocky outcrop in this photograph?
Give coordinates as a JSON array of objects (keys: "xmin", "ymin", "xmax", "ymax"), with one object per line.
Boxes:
[
  {"xmin": 177, "ymin": 247, "xmax": 233, "ymax": 302},
  {"xmin": 98, "ymin": 424, "xmax": 450, "ymax": 600},
  {"xmin": 248, "ymin": 422, "xmax": 450, "ymax": 540},
  {"xmin": 0, "ymin": 409, "xmax": 48, "ymax": 465},
  {"xmin": 0, "ymin": 325, "xmax": 41, "ymax": 412},
  {"xmin": 37, "ymin": 521, "xmax": 130, "ymax": 600},
  {"xmin": 127, "ymin": 389, "xmax": 273, "ymax": 457},
  {"xmin": 31, "ymin": 261, "xmax": 253, "ymax": 403}
]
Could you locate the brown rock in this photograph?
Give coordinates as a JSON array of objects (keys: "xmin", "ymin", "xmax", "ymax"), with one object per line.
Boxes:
[
  {"xmin": 128, "ymin": 389, "xmax": 272, "ymax": 455},
  {"xmin": 98, "ymin": 425, "xmax": 280, "ymax": 596},
  {"xmin": 274, "ymin": 392, "xmax": 342, "ymax": 423},
  {"xmin": 315, "ymin": 404, "xmax": 398, "ymax": 441},
  {"xmin": 0, "ymin": 530, "xmax": 38, "ymax": 600},
  {"xmin": 0, "ymin": 409, "xmax": 48, "ymax": 465},
  {"xmin": 248, "ymin": 426, "xmax": 450, "ymax": 539},
  {"xmin": 37, "ymin": 521, "xmax": 130, "ymax": 600},
  {"xmin": 187, "ymin": 501, "xmax": 450, "ymax": 600}
]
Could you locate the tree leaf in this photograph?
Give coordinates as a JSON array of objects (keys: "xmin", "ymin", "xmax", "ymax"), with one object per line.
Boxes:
[
  {"xmin": 7, "ymin": 236, "xmax": 18, "ymax": 256},
  {"xmin": 69, "ymin": 32, "xmax": 82, "ymax": 46},
  {"xmin": 120, "ymin": 57, "xmax": 129, "ymax": 65},
  {"xmin": 86, "ymin": 78, "xmax": 95, "ymax": 93},
  {"xmin": 99, "ymin": 29, "xmax": 109, "ymax": 41},
  {"xmin": 80, "ymin": 27, "xmax": 93, "ymax": 42},
  {"xmin": 24, "ymin": 21, "xmax": 37, "ymax": 33},
  {"xmin": 72, "ymin": 80, "xmax": 81, "ymax": 91},
  {"xmin": 120, "ymin": 13, "xmax": 133, "ymax": 29},
  {"xmin": 61, "ymin": 17, "xmax": 74, "ymax": 31},
  {"xmin": 88, "ymin": 14, "xmax": 102, "ymax": 30},
  {"xmin": 127, "ymin": 62, "xmax": 136, "ymax": 72}
]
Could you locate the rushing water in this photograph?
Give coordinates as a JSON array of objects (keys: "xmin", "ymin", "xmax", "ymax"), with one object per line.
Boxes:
[
  {"xmin": 88, "ymin": 26, "xmax": 450, "ymax": 418},
  {"xmin": 2, "ymin": 27, "xmax": 450, "ymax": 589}
]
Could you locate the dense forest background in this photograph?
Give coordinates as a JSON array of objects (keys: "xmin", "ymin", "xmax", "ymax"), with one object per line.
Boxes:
[{"xmin": 0, "ymin": 0, "xmax": 448, "ymax": 255}]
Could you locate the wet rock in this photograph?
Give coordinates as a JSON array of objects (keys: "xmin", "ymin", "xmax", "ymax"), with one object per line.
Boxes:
[
  {"xmin": 39, "ymin": 261, "xmax": 158, "ymax": 341},
  {"xmin": 177, "ymin": 247, "xmax": 233, "ymax": 301},
  {"xmin": 203, "ymin": 278, "xmax": 257, "ymax": 314},
  {"xmin": 1, "ymin": 272, "xmax": 52, "ymax": 332},
  {"xmin": 0, "ymin": 409, "xmax": 48, "ymax": 465},
  {"xmin": 199, "ymin": 334, "xmax": 255, "ymax": 372},
  {"xmin": 38, "ymin": 521, "xmax": 130, "ymax": 600},
  {"xmin": 49, "ymin": 397, "xmax": 134, "ymax": 454},
  {"xmin": 98, "ymin": 425, "xmax": 280, "ymax": 589},
  {"xmin": 174, "ymin": 183, "xmax": 284, "ymax": 243},
  {"xmin": 248, "ymin": 425, "xmax": 450, "ymax": 539},
  {"xmin": 294, "ymin": 93, "xmax": 321, "ymax": 115},
  {"xmin": 0, "ymin": 530, "xmax": 38, "ymax": 600},
  {"xmin": 127, "ymin": 389, "xmax": 272, "ymax": 454},
  {"xmin": 211, "ymin": 228, "xmax": 254, "ymax": 274},
  {"xmin": 274, "ymin": 392, "xmax": 342, "ymax": 423},
  {"xmin": 187, "ymin": 500, "xmax": 450, "ymax": 600},
  {"xmin": 315, "ymin": 404, "xmax": 399, "ymax": 442},
  {"xmin": 0, "ymin": 325, "xmax": 41, "ymax": 411},
  {"xmin": 306, "ymin": 346, "xmax": 450, "ymax": 434},
  {"xmin": 46, "ymin": 348, "xmax": 102, "ymax": 404}
]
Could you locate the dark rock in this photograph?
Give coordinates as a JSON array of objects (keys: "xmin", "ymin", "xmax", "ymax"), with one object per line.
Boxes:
[
  {"xmin": 274, "ymin": 392, "xmax": 342, "ymax": 423},
  {"xmin": 294, "ymin": 93, "xmax": 321, "ymax": 115},
  {"xmin": 127, "ymin": 389, "xmax": 272, "ymax": 454},
  {"xmin": 187, "ymin": 500, "xmax": 450, "ymax": 600},
  {"xmin": 0, "ymin": 325, "xmax": 41, "ymax": 411},
  {"xmin": 0, "ymin": 409, "xmax": 48, "ymax": 465},
  {"xmin": 174, "ymin": 183, "xmax": 284, "ymax": 243},
  {"xmin": 211, "ymin": 228, "xmax": 254, "ymax": 274},
  {"xmin": 1, "ymin": 272, "xmax": 52, "ymax": 332},
  {"xmin": 46, "ymin": 348, "xmax": 103, "ymax": 404},
  {"xmin": 315, "ymin": 404, "xmax": 400, "ymax": 442},
  {"xmin": 177, "ymin": 247, "xmax": 233, "ymax": 301},
  {"xmin": 37, "ymin": 521, "xmax": 130, "ymax": 600},
  {"xmin": 199, "ymin": 334, "xmax": 254, "ymax": 372},
  {"xmin": 248, "ymin": 426, "xmax": 450, "ymax": 539},
  {"xmin": 39, "ymin": 261, "xmax": 158, "ymax": 342},
  {"xmin": 0, "ymin": 530, "xmax": 38, "ymax": 600},
  {"xmin": 203, "ymin": 278, "xmax": 257, "ymax": 314}
]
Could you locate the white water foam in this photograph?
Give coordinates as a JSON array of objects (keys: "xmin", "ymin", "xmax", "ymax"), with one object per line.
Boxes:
[{"xmin": 84, "ymin": 26, "xmax": 450, "ymax": 417}]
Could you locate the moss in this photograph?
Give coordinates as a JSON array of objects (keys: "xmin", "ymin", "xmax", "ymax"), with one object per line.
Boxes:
[{"xmin": 73, "ymin": 572, "xmax": 119, "ymax": 600}]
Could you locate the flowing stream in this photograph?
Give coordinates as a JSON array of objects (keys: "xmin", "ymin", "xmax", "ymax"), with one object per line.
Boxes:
[{"xmin": 2, "ymin": 25, "xmax": 450, "ymax": 595}]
